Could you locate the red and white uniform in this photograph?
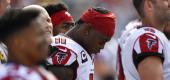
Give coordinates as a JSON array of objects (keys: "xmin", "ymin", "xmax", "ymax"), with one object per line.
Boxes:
[
  {"xmin": 0, "ymin": 43, "xmax": 8, "ymax": 64},
  {"xmin": 0, "ymin": 63, "xmax": 57, "ymax": 80},
  {"xmin": 118, "ymin": 21, "xmax": 170, "ymax": 80},
  {"xmin": 47, "ymin": 35, "xmax": 94, "ymax": 80}
]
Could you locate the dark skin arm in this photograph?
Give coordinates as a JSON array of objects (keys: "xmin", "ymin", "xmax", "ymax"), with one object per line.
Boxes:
[{"xmin": 47, "ymin": 66, "xmax": 73, "ymax": 80}]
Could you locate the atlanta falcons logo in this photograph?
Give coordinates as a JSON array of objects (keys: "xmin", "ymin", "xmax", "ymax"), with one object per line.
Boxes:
[
  {"xmin": 146, "ymin": 38, "xmax": 156, "ymax": 50},
  {"xmin": 57, "ymin": 52, "xmax": 67, "ymax": 64}
]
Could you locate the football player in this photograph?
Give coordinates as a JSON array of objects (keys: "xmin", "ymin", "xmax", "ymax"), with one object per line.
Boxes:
[
  {"xmin": 0, "ymin": 8, "xmax": 56, "ymax": 80},
  {"xmin": 44, "ymin": 3, "xmax": 74, "ymax": 36},
  {"xmin": 47, "ymin": 7, "xmax": 116, "ymax": 80},
  {"xmin": 118, "ymin": 0, "xmax": 170, "ymax": 80}
]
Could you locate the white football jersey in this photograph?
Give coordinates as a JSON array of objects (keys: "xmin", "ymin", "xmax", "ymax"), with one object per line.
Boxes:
[
  {"xmin": 47, "ymin": 35, "xmax": 94, "ymax": 80},
  {"xmin": 118, "ymin": 26, "xmax": 170, "ymax": 80},
  {"xmin": 117, "ymin": 20, "xmax": 140, "ymax": 80},
  {"xmin": 0, "ymin": 63, "xmax": 57, "ymax": 80},
  {"xmin": 0, "ymin": 42, "xmax": 8, "ymax": 64}
]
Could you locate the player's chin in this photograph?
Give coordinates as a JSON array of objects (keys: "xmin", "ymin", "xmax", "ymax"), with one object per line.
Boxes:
[
  {"xmin": 45, "ymin": 35, "xmax": 52, "ymax": 44},
  {"xmin": 92, "ymin": 49, "xmax": 101, "ymax": 54}
]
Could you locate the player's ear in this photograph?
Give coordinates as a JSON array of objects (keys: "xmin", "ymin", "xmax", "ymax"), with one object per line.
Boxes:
[{"xmin": 144, "ymin": 0, "xmax": 154, "ymax": 14}]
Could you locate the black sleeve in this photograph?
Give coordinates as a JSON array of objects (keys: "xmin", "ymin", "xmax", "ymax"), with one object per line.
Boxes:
[{"xmin": 133, "ymin": 50, "xmax": 164, "ymax": 69}]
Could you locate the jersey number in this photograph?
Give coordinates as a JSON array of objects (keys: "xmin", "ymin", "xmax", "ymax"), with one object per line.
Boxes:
[{"xmin": 55, "ymin": 38, "xmax": 66, "ymax": 44}]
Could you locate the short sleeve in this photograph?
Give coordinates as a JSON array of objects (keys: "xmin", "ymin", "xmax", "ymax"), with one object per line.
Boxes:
[
  {"xmin": 133, "ymin": 33, "xmax": 164, "ymax": 68},
  {"xmin": 47, "ymin": 45, "xmax": 76, "ymax": 66}
]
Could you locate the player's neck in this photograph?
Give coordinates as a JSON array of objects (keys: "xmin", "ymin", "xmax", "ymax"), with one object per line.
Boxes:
[
  {"xmin": 142, "ymin": 19, "xmax": 165, "ymax": 32},
  {"xmin": 67, "ymin": 31, "xmax": 81, "ymax": 45},
  {"xmin": 67, "ymin": 31, "xmax": 89, "ymax": 52},
  {"xmin": 8, "ymin": 51, "xmax": 36, "ymax": 68},
  {"xmin": 67, "ymin": 28, "xmax": 92, "ymax": 54}
]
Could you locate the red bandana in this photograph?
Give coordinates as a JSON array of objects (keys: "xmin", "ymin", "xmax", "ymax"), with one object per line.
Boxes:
[
  {"xmin": 51, "ymin": 10, "xmax": 73, "ymax": 27},
  {"xmin": 80, "ymin": 8, "xmax": 116, "ymax": 37}
]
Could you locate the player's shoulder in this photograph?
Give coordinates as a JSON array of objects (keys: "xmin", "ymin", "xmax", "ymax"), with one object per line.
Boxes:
[
  {"xmin": 131, "ymin": 27, "xmax": 167, "ymax": 54},
  {"xmin": 130, "ymin": 27, "xmax": 164, "ymax": 41},
  {"xmin": 119, "ymin": 20, "xmax": 141, "ymax": 45},
  {"xmin": 51, "ymin": 34, "xmax": 85, "ymax": 54},
  {"xmin": 52, "ymin": 34, "xmax": 77, "ymax": 47},
  {"xmin": 0, "ymin": 63, "xmax": 45, "ymax": 80},
  {"xmin": 5, "ymin": 63, "xmax": 37, "ymax": 74}
]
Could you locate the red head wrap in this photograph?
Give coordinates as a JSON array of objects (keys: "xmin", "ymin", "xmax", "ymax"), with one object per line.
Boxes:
[
  {"xmin": 80, "ymin": 8, "xmax": 116, "ymax": 37},
  {"xmin": 51, "ymin": 10, "xmax": 73, "ymax": 27}
]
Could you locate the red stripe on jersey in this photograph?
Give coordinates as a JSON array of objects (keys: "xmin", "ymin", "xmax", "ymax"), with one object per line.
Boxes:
[
  {"xmin": 1, "ymin": 76, "xmax": 12, "ymax": 80},
  {"xmin": 89, "ymin": 73, "xmax": 93, "ymax": 80},
  {"xmin": 117, "ymin": 46, "xmax": 125, "ymax": 80},
  {"xmin": 139, "ymin": 33, "xmax": 159, "ymax": 53}
]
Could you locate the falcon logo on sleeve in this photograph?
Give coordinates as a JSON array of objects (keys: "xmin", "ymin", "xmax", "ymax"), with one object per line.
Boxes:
[
  {"xmin": 57, "ymin": 52, "xmax": 67, "ymax": 64},
  {"xmin": 52, "ymin": 47, "xmax": 71, "ymax": 65},
  {"xmin": 137, "ymin": 33, "xmax": 159, "ymax": 53},
  {"xmin": 147, "ymin": 38, "xmax": 157, "ymax": 50}
]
